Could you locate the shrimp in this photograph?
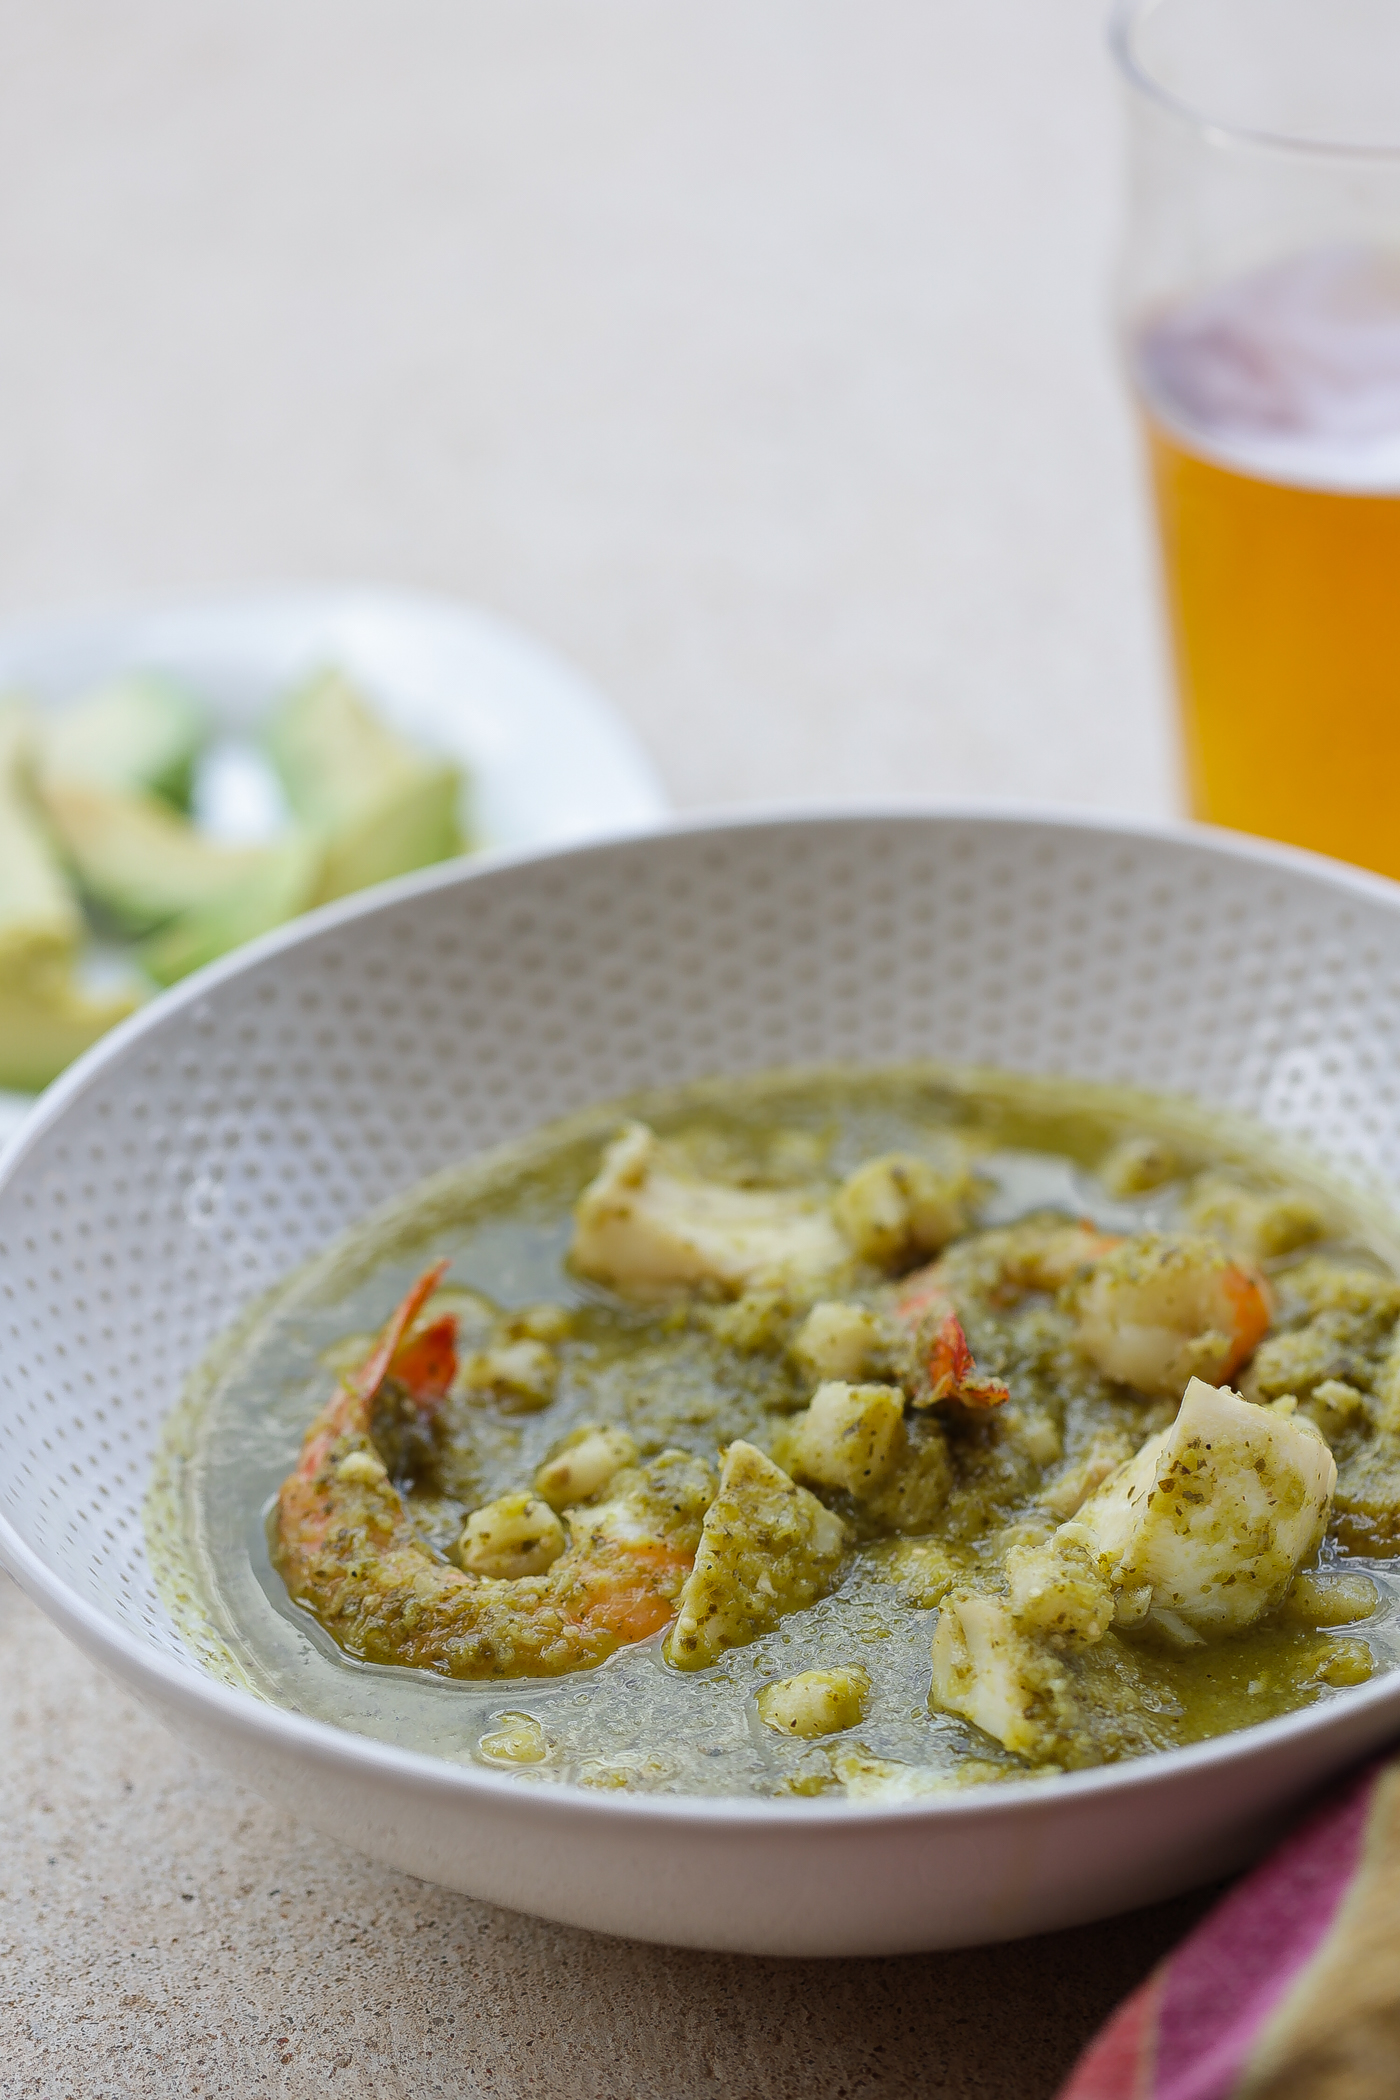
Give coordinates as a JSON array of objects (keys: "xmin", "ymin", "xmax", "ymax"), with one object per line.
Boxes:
[
  {"xmin": 891, "ymin": 1216, "xmax": 1118, "ymax": 1412},
  {"xmin": 912, "ymin": 1216, "xmax": 1121, "ymax": 1313},
  {"xmin": 1073, "ymin": 1232, "xmax": 1271, "ymax": 1400},
  {"xmin": 922, "ymin": 1310, "xmax": 1010, "ymax": 1410},
  {"xmin": 571, "ymin": 1122, "xmax": 847, "ymax": 1300},
  {"xmin": 898, "ymin": 1219, "xmax": 1270, "ymax": 1408},
  {"xmin": 890, "ymin": 1272, "xmax": 1010, "ymax": 1412},
  {"xmin": 274, "ymin": 1264, "xmax": 715, "ymax": 1679}
]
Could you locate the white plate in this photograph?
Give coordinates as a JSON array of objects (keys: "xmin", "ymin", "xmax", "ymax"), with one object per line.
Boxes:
[{"xmin": 0, "ymin": 586, "xmax": 668, "ymax": 1145}]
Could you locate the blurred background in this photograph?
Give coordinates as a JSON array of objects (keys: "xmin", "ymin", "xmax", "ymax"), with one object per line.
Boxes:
[
  {"xmin": 0, "ymin": 0, "xmax": 1171, "ymax": 818},
  {"xmin": 0, "ymin": 13, "xmax": 1274, "ymax": 2095}
]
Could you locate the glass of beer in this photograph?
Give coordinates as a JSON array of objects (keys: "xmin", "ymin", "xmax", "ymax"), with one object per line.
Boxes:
[{"xmin": 1113, "ymin": 0, "xmax": 1400, "ymax": 878}]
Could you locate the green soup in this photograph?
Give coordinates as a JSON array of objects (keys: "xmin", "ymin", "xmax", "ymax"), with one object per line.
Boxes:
[{"xmin": 150, "ymin": 1065, "xmax": 1400, "ymax": 1800}]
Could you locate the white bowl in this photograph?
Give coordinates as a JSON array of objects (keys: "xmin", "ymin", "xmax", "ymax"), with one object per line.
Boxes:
[{"xmin": 4, "ymin": 809, "xmax": 1400, "ymax": 1957}]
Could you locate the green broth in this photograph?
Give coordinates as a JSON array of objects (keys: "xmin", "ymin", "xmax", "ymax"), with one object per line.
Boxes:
[{"xmin": 149, "ymin": 1065, "xmax": 1400, "ymax": 1798}]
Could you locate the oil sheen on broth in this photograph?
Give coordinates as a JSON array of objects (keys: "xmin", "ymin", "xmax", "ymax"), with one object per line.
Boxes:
[
  {"xmin": 163, "ymin": 1066, "xmax": 1400, "ymax": 1801},
  {"xmin": 1136, "ymin": 243, "xmax": 1400, "ymax": 878}
]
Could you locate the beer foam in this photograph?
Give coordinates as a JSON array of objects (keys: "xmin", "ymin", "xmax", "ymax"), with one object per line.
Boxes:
[{"xmin": 1136, "ymin": 245, "xmax": 1400, "ymax": 490}]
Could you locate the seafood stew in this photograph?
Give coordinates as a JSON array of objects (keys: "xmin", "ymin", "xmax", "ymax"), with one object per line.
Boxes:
[{"xmin": 161, "ymin": 1066, "xmax": 1400, "ymax": 1800}]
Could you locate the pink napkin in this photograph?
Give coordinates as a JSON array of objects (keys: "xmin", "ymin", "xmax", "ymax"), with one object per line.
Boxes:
[{"xmin": 1057, "ymin": 1756, "xmax": 1400, "ymax": 2100}]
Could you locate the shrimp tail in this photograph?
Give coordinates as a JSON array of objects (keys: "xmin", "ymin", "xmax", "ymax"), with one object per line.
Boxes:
[
  {"xmin": 351, "ymin": 1257, "xmax": 451, "ymax": 1403},
  {"xmin": 892, "ymin": 1267, "xmax": 1010, "ymax": 1410},
  {"xmin": 388, "ymin": 1313, "xmax": 457, "ymax": 1407},
  {"xmin": 294, "ymin": 1259, "xmax": 452, "ymax": 1479},
  {"xmin": 925, "ymin": 1309, "xmax": 1009, "ymax": 1411}
]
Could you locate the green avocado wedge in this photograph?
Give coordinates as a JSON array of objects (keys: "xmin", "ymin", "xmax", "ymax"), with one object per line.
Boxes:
[
  {"xmin": 266, "ymin": 669, "xmax": 464, "ymax": 905},
  {"xmin": 0, "ymin": 973, "xmax": 140, "ymax": 1092},
  {"xmin": 39, "ymin": 674, "xmax": 205, "ymax": 809},
  {"xmin": 0, "ymin": 701, "xmax": 139, "ymax": 1089},
  {"xmin": 310, "ymin": 763, "xmax": 462, "ymax": 906},
  {"xmin": 140, "ymin": 831, "xmax": 323, "ymax": 986},
  {"xmin": 41, "ymin": 778, "xmax": 276, "ymax": 935},
  {"xmin": 0, "ymin": 700, "xmax": 84, "ymax": 978}
]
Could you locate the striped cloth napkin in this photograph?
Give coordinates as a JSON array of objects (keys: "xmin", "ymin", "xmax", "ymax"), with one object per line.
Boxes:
[{"xmin": 1057, "ymin": 1755, "xmax": 1400, "ymax": 2100}]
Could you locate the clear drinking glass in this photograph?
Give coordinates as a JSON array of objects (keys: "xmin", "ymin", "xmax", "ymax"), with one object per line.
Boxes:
[{"xmin": 1112, "ymin": 0, "xmax": 1400, "ymax": 878}]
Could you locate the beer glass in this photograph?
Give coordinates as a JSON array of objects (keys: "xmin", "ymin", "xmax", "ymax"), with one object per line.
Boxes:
[{"xmin": 1113, "ymin": 0, "xmax": 1400, "ymax": 878}]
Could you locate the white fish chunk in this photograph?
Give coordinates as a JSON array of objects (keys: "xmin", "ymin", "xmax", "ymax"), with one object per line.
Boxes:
[
  {"xmin": 929, "ymin": 1589, "xmax": 1079, "ymax": 1762},
  {"xmin": 930, "ymin": 1378, "xmax": 1336, "ymax": 1759},
  {"xmin": 663, "ymin": 1440, "xmax": 848, "ymax": 1670},
  {"xmin": 1072, "ymin": 1376, "xmax": 1335, "ymax": 1635},
  {"xmin": 572, "ymin": 1122, "xmax": 847, "ymax": 1299}
]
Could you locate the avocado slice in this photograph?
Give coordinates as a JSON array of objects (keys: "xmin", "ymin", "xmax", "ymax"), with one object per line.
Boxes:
[
  {"xmin": 0, "ymin": 971, "xmax": 140, "ymax": 1091},
  {"xmin": 310, "ymin": 763, "xmax": 462, "ymax": 905},
  {"xmin": 40, "ymin": 674, "xmax": 205, "ymax": 809},
  {"xmin": 41, "ymin": 778, "xmax": 276, "ymax": 935},
  {"xmin": 266, "ymin": 670, "xmax": 463, "ymax": 904},
  {"xmin": 140, "ymin": 831, "xmax": 323, "ymax": 986},
  {"xmin": 0, "ymin": 701, "xmax": 139, "ymax": 1087},
  {"xmin": 0, "ymin": 700, "xmax": 85, "ymax": 978}
]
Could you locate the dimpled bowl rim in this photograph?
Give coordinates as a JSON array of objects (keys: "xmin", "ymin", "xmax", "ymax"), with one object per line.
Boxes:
[{"xmin": 4, "ymin": 805, "xmax": 1400, "ymax": 1956}]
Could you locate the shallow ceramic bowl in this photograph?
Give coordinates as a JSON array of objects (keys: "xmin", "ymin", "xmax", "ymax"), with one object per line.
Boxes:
[{"xmin": 4, "ymin": 810, "xmax": 1400, "ymax": 1957}]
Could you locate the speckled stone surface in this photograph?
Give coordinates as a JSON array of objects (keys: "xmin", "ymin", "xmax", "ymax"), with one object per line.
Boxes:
[
  {"xmin": 0, "ymin": 1, "xmax": 1210, "ymax": 2092},
  {"xmin": 1, "ymin": 1574, "xmax": 1216, "ymax": 2099}
]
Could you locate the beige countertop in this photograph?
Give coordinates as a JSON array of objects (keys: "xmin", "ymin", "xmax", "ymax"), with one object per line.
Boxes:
[
  {"xmin": 2, "ymin": 1575, "xmax": 1217, "ymax": 2098},
  {"xmin": 1, "ymin": 4, "xmax": 1207, "ymax": 2094}
]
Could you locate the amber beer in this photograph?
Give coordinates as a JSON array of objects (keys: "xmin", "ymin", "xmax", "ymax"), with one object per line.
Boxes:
[{"xmin": 1135, "ymin": 246, "xmax": 1400, "ymax": 880}]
